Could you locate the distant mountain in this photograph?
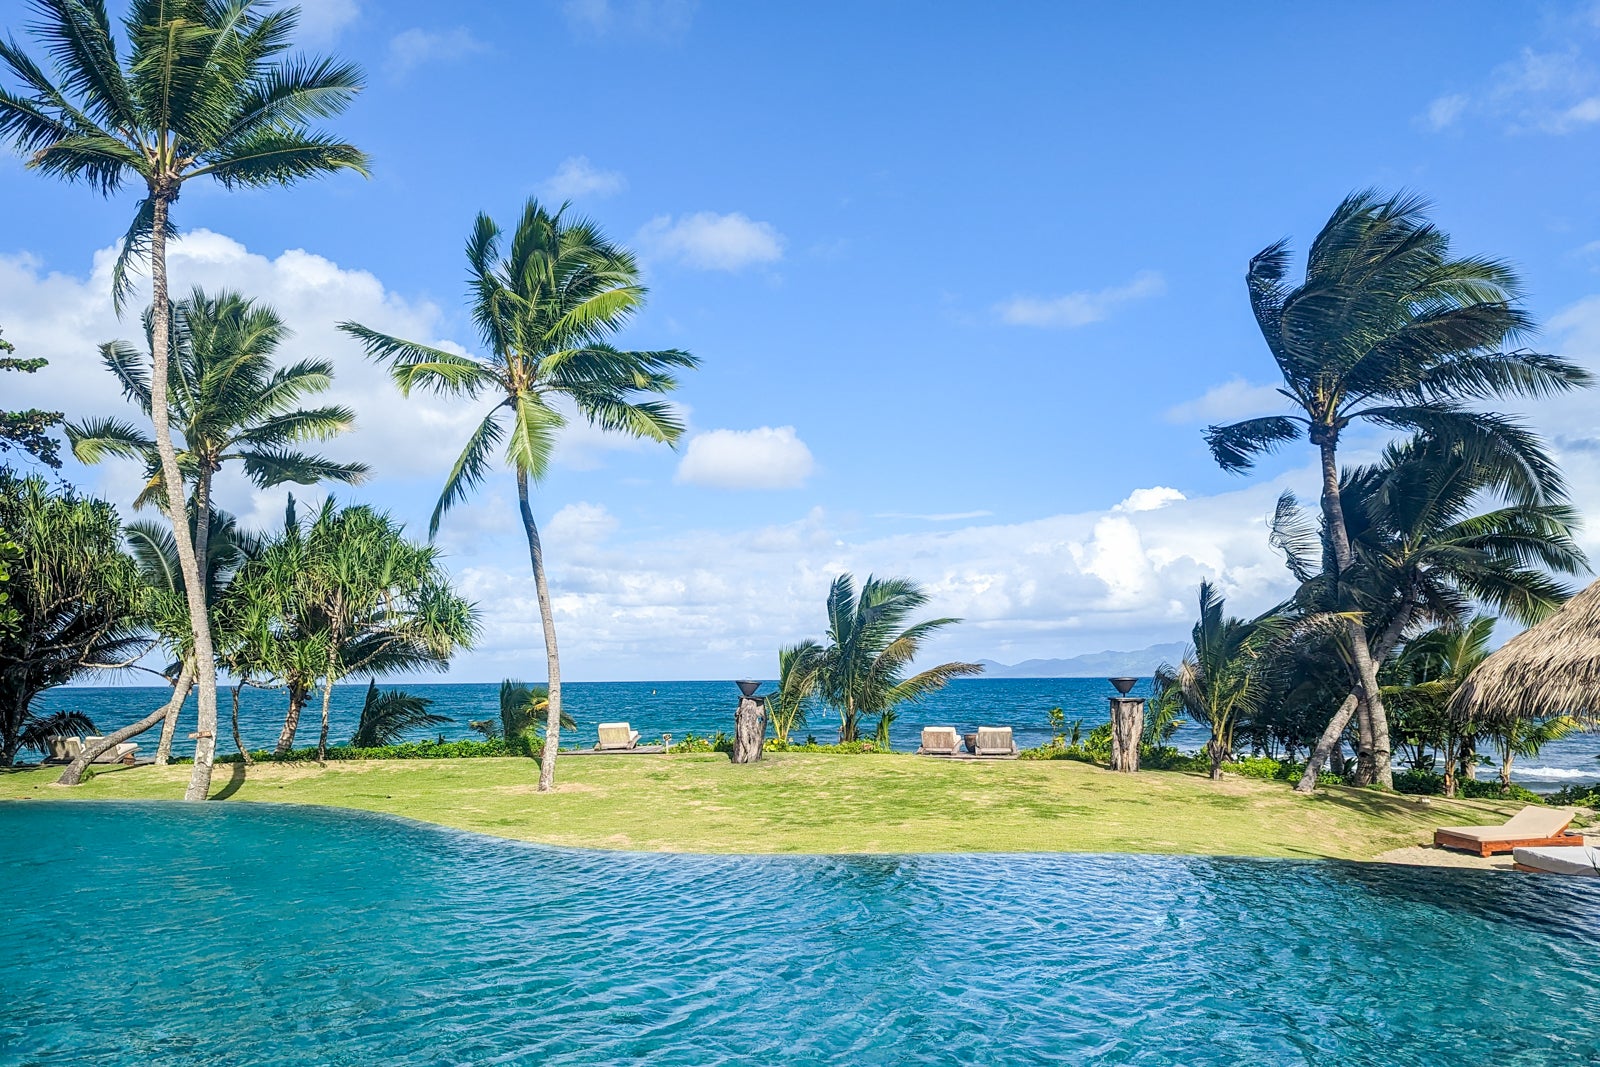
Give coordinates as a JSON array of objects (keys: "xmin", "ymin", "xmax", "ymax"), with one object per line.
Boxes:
[{"xmin": 975, "ymin": 643, "xmax": 1186, "ymax": 679}]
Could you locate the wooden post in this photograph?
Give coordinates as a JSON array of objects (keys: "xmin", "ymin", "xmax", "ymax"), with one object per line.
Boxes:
[
  {"xmin": 731, "ymin": 696, "xmax": 766, "ymax": 764},
  {"xmin": 1109, "ymin": 697, "xmax": 1145, "ymax": 773}
]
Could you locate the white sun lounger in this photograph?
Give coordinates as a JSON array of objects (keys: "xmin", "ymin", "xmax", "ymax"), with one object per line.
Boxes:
[
  {"xmin": 917, "ymin": 726, "xmax": 961, "ymax": 756},
  {"xmin": 967, "ymin": 726, "xmax": 1018, "ymax": 758},
  {"xmin": 55, "ymin": 736, "xmax": 139, "ymax": 765},
  {"xmin": 1513, "ymin": 844, "xmax": 1600, "ymax": 877},
  {"xmin": 1434, "ymin": 806, "xmax": 1581, "ymax": 857},
  {"xmin": 596, "ymin": 722, "xmax": 641, "ymax": 751}
]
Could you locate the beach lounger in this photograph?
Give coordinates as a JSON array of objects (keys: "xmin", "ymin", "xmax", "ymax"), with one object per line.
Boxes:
[
  {"xmin": 81, "ymin": 736, "xmax": 140, "ymax": 765},
  {"xmin": 965, "ymin": 726, "xmax": 1018, "ymax": 759},
  {"xmin": 1434, "ymin": 806, "xmax": 1582, "ymax": 857},
  {"xmin": 917, "ymin": 726, "xmax": 961, "ymax": 756},
  {"xmin": 1513, "ymin": 844, "xmax": 1600, "ymax": 877},
  {"xmin": 596, "ymin": 722, "xmax": 641, "ymax": 751}
]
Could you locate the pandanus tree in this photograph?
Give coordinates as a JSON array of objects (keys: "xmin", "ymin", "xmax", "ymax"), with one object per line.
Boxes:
[
  {"xmin": 1274, "ymin": 432, "xmax": 1586, "ymax": 793},
  {"xmin": 0, "ymin": 471, "xmax": 144, "ymax": 766},
  {"xmin": 0, "ymin": 0, "xmax": 368, "ymax": 800},
  {"xmin": 786, "ymin": 574, "xmax": 982, "ymax": 744},
  {"xmin": 1205, "ymin": 191, "xmax": 1591, "ymax": 787},
  {"xmin": 340, "ymin": 198, "xmax": 697, "ymax": 791},
  {"xmin": 1155, "ymin": 581, "xmax": 1289, "ymax": 779}
]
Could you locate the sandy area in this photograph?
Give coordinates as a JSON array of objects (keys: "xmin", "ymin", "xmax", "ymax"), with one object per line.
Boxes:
[{"xmin": 1374, "ymin": 823, "xmax": 1600, "ymax": 872}]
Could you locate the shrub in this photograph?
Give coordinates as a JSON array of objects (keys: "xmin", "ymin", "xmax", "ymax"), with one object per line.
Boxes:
[
  {"xmin": 1550, "ymin": 783, "xmax": 1600, "ymax": 808},
  {"xmin": 766, "ymin": 739, "xmax": 880, "ymax": 754},
  {"xmin": 668, "ymin": 732, "xmax": 733, "ymax": 754}
]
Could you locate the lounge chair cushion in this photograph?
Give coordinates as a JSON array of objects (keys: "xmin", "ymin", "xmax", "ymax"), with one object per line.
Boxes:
[
  {"xmin": 973, "ymin": 726, "xmax": 1015, "ymax": 756},
  {"xmin": 920, "ymin": 727, "xmax": 959, "ymax": 754},
  {"xmin": 1437, "ymin": 806, "xmax": 1576, "ymax": 843},
  {"xmin": 1514, "ymin": 845, "xmax": 1600, "ymax": 877},
  {"xmin": 596, "ymin": 722, "xmax": 640, "ymax": 750}
]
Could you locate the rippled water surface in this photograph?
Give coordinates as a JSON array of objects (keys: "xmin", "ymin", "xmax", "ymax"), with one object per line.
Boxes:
[{"xmin": 4, "ymin": 802, "xmax": 1599, "ymax": 1065}]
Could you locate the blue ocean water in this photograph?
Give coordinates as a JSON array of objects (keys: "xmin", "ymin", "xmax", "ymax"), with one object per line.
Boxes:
[
  {"xmin": 2, "ymin": 801, "xmax": 1598, "ymax": 1066},
  {"xmin": 35, "ymin": 677, "xmax": 1600, "ymax": 786}
]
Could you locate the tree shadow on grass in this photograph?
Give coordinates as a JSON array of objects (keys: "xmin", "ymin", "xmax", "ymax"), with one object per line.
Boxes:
[{"xmin": 210, "ymin": 760, "xmax": 246, "ymax": 800}]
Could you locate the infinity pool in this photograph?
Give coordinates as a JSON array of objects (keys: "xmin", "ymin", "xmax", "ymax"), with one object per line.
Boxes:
[{"xmin": 3, "ymin": 802, "xmax": 1597, "ymax": 1065}]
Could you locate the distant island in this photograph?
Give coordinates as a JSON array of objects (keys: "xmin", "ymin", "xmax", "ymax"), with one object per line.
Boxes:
[{"xmin": 975, "ymin": 643, "xmax": 1186, "ymax": 679}]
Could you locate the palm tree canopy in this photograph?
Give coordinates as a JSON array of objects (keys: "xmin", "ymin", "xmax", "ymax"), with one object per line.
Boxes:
[
  {"xmin": 0, "ymin": 0, "xmax": 369, "ymax": 308},
  {"xmin": 1156, "ymin": 580, "xmax": 1289, "ymax": 737},
  {"xmin": 126, "ymin": 505, "xmax": 260, "ymax": 664},
  {"xmin": 67, "ymin": 288, "xmax": 368, "ymax": 505},
  {"xmin": 350, "ymin": 679, "xmax": 451, "ymax": 748},
  {"xmin": 1206, "ymin": 190, "xmax": 1590, "ymax": 492},
  {"xmin": 810, "ymin": 573, "xmax": 983, "ymax": 730},
  {"xmin": 339, "ymin": 197, "xmax": 698, "ymax": 535}
]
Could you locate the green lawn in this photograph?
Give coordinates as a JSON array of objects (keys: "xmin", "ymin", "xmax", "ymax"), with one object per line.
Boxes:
[{"xmin": 0, "ymin": 753, "xmax": 1527, "ymax": 859}]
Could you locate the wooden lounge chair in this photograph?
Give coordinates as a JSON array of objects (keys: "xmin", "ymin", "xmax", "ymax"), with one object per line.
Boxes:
[
  {"xmin": 595, "ymin": 722, "xmax": 641, "ymax": 751},
  {"xmin": 1434, "ymin": 806, "xmax": 1582, "ymax": 857},
  {"xmin": 917, "ymin": 726, "xmax": 961, "ymax": 756},
  {"xmin": 965, "ymin": 726, "xmax": 1018, "ymax": 759}
]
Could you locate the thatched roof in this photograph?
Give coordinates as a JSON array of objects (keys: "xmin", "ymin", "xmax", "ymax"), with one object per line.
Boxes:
[{"xmin": 1451, "ymin": 577, "xmax": 1600, "ymax": 724}]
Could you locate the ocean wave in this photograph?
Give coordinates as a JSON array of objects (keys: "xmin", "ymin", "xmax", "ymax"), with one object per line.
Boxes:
[{"xmin": 1514, "ymin": 766, "xmax": 1600, "ymax": 781}]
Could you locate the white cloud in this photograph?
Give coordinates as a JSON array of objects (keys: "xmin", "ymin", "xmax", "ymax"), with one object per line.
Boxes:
[
  {"xmin": 539, "ymin": 156, "xmax": 627, "ymax": 200},
  {"xmin": 562, "ymin": 0, "xmax": 697, "ymax": 39},
  {"xmin": 636, "ymin": 212, "xmax": 785, "ymax": 271},
  {"xmin": 1114, "ymin": 487, "xmax": 1185, "ymax": 513},
  {"xmin": 546, "ymin": 502, "xmax": 619, "ymax": 549},
  {"xmin": 1423, "ymin": 93, "xmax": 1469, "ymax": 130},
  {"xmin": 996, "ymin": 271, "xmax": 1165, "ymax": 328},
  {"xmin": 1428, "ymin": 21, "xmax": 1600, "ymax": 136},
  {"xmin": 674, "ymin": 426, "xmax": 814, "ymax": 490},
  {"xmin": 876, "ymin": 510, "xmax": 994, "ymax": 522},
  {"xmin": 295, "ymin": 0, "xmax": 360, "ymax": 45},
  {"xmin": 385, "ymin": 27, "xmax": 489, "ymax": 77},
  {"xmin": 1163, "ymin": 378, "xmax": 1284, "ymax": 424}
]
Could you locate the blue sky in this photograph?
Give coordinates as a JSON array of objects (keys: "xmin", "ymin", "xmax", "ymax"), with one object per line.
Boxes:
[{"xmin": 5, "ymin": 1, "xmax": 1600, "ymax": 680}]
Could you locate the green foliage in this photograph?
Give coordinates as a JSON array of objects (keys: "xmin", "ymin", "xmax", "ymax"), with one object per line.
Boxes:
[
  {"xmin": 669, "ymin": 732, "xmax": 733, "ymax": 754},
  {"xmin": 1392, "ymin": 767, "xmax": 1548, "ymax": 803},
  {"xmin": 0, "ymin": 328, "xmax": 63, "ymax": 469},
  {"xmin": 770, "ymin": 642, "xmax": 820, "ymax": 743},
  {"xmin": 496, "ymin": 679, "xmax": 573, "ymax": 757},
  {"xmin": 217, "ymin": 738, "xmax": 512, "ymax": 764},
  {"xmin": 350, "ymin": 679, "xmax": 452, "ymax": 748},
  {"xmin": 0, "ymin": 471, "xmax": 144, "ymax": 763},
  {"xmin": 1550, "ymin": 782, "xmax": 1600, "ymax": 808},
  {"xmin": 767, "ymin": 738, "xmax": 881, "ymax": 754},
  {"xmin": 782, "ymin": 573, "xmax": 983, "ymax": 743}
]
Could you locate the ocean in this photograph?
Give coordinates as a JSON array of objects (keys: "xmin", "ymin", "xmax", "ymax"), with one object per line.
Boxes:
[{"xmin": 33, "ymin": 677, "xmax": 1600, "ymax": 788}]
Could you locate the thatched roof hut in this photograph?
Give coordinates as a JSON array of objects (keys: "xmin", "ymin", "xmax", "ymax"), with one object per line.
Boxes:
[{"xmin": 1451, "ymin": 578, "xmax": 1600, "ymax": 724}]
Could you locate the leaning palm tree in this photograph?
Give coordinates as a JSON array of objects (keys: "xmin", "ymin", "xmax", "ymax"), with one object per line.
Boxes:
[
  {"xmin": 1205, "ymin": 191, "xmax": 1591, "ymax": 786},
  {"xmin": 770, "ymin": 639, "xmax": 823, "ymax": 744},
  {"xmin": 0, "ymin": 0, "xmax": 368, "ymax": 800},
  {"xmin": 340, "ymin": 198, "xmax": 697, "ymax": 791},
  {"xmin": 349, "ymin": 680, "xmax": 451, "ymax": 749},
  {"xmin": 1156, "ymin": 582, "xmax": 1289, "ymax": 779},
  {"xmin": 793, "ymin": 574, "xmax": 982, "ymax": 744}
]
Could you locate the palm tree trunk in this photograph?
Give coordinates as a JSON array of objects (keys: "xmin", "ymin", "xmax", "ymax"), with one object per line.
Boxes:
[
  {"xmin": 155, "ymin": 655, "xmax": 195, "ymax": 765},
  {"xmin": 1442, "ymin": 735, "xmax": 1458, "ymax": 798},
  {"xmin": 1500, "ymin": 750, "xmax": 1514, "ymax": 793},
  {"xmin": 58, "ymin": 660, "xmax": 195, "ymax": 786},
  {"xmin": 1208, "ymin": 737, "xmax": 1225, "ymax": 779},
  {"xmin": 317, "ymin": 665, "xmax": 335, "ymax": 761},
  {"xmin": 142, "ymin": 197, "xmax": 220, "ymax": 803},
  {"xmin": 230, "ymin": 679, "xmax": 251, "ymax": 764},
  {"xmin": 276, "ymin": 683, "xmax": 308, "ymax": 756},
  {"xmin": 1295, "ymin": 692, "xmax": 1360, "ymax": 793},
  {"xmin": 1316, "ymin": 437, "xmax": 1393, "ymax": 789},
  {"xmin": 517, "ymin": 469, "xmax": 563, "ymax": 793}
]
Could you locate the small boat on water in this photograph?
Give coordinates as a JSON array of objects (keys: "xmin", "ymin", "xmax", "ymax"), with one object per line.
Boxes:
[{"xmin": 1513, "ymin": 845, "xmax": 1600, "ymax": 877}]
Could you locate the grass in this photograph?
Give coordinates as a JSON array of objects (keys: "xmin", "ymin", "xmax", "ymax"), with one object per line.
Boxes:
[{"xmin": 0, "ymin": 753, "xmax": 1532, "ymax": 859}]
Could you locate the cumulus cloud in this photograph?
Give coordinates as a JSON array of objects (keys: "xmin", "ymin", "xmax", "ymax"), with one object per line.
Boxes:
[
  {"xmin": 562, "ymin": 0, "xmax": 697, "ymax": 40},
  {"xmin": 674, "ymin": 426, "xmax": 815, "ymax": 490},
  {"xmin": 539, "ymin": 156, "xmax": 627, "ymax": 200},
  {"xmin": 996, "ymin": 271, "xmax": 1165, "ymax": 328},
  {"xmin": 385, "ymin": 27, "xmax": 489, "ymax": 77},
  {"xmin": 1163, "ymin": 378, "xmax": 1285, "ymax": 424},
  {"xmin": 1114, "ymin": 487, "xmax": 1185, "ymax": 513},
  {"xmin": 636, "ymin": 212, "xmax": 785, "ymax": 271}
]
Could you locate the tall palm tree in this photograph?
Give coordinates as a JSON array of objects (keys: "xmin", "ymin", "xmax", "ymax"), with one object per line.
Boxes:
[
  {"xmin": 1156, "ymin": 582, "xmax": 1289, "ymax": 779},
  {"xmin": 0, "ymin": 0, "xmax": 368, "ymax": 800},
  {"xmin": 1205, "ymin": 191, "xmax": 1591, "ymax": 786},
  {"xmin": 1273, "ymin": 432, "xmax": 1587, "ymax": 792},
  {"xmin": 340, "ymin": 198, "xmax": 697, "ymax": 791},
  {"xmin": 788, "ymin": 574, "xmax": 982, "ymax": 744}
]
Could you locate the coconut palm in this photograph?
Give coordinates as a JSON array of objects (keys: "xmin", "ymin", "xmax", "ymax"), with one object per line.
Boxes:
[
  {"xmin": 349, "ymin": 679, "xmax": 451, "ymax": 749},
  {"xmin": 1382, "ymin": 615, "xmax": 1496, "ymax": 796},
  {"xmin": 1275, "ymin": 432, "xmax": 1586, "ymax": 792},
  {"xmin": 1156, "ymin": 582, "xmax": 1289, "ymax": 779},
  {"xmin": 770, "ymin": 639, "xmax": 822, "ymax": 744},
  {"xmin": 1206, "ymin": 191, "xmax": 1591, "ymax": 786},
  {"xmin": 789, "ymin": 574, "xmax": 982, "ymax": 744},
  {"xmin": 0, "ymin": 0, "xmax": 368, "ymax": 800},
  {"xmin": 340, "ymin": 198, "xmax": 697, "ymax": 791},
  {"xmin": 496, "ymin": 679, "xmax": 572, "ymax": 754},
  {"xmin": 0, "ymin": 471, "xmax": 144, "ymax": 766}
]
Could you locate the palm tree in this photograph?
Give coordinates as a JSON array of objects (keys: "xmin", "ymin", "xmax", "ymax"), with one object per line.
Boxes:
[
  {"xmin": 0, "ymin": 471, "xmax": 144, "ymax": 766},
  {"xmin": 496, "ymin": 679, "xmax": 572, "ymax": 754},
  {"xmin": 770, "ymin": 640, "xmax": 822, "ymax": 744},
  {"xmin": 789, "ymin": 574, "xmax": 982, "ymax": 744},
  {"xmin": 1156, "ymin": 582, "xmax": 1288, "ymax": 779},
  {"xmin": 1276, "ymin": 433, "xmax": 1586, "ymax": 792},
  {"xmin": 1382, "ymin": 615, "xmax": 1496, "ymax": 796},
  {"xmin": 340, "ymin": 198, "xmax": 697, "ymax": 791},
  {"xmin": 1, "ymin": 0, "xmax": 368, "ymax": 801},
  {"xmin": 1206, "ymin": 191, "xmax": 1591, "ymax": 786},
  {"xmin": 349, "ymin": 680, "xmax": 451, "ymax": 749}
]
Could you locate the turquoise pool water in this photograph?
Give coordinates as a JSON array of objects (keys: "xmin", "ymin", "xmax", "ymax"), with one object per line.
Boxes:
[{"xmin": 3, "ymin": 802, "xmax": 1598, "ymax": 1065}]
